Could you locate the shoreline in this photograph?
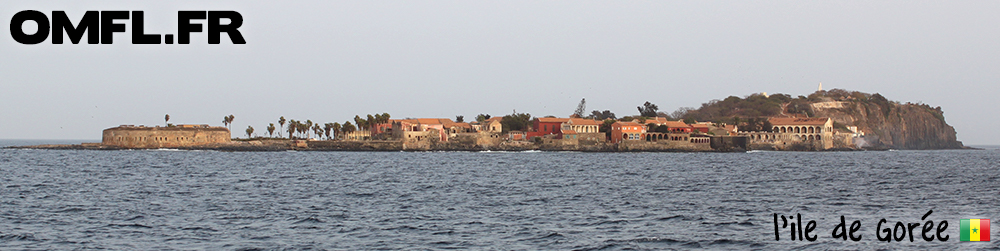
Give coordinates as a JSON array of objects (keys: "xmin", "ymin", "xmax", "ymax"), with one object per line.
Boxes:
[{"xmin": 3, "ymin": 139, "xmax": 968, "ymax": 152}]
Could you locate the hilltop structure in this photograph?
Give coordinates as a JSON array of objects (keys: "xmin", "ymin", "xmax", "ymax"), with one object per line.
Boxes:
[{"xmin": 102, "ymin": 124, "xmax": 230, "ymax": 148}]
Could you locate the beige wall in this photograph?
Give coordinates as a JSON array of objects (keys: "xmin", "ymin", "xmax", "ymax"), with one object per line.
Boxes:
[{"xmin": 102, "ymin": 126, "xmax": 230, "ymax": 148}]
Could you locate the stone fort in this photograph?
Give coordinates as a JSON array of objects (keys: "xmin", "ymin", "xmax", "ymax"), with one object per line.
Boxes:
[{"xmin": 102, "ymin": 124, "xmax": 230, "ymax": 148}]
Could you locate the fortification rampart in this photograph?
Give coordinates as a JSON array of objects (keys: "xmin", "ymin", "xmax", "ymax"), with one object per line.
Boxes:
[{"xmin": 102, "ymin": 125, "xmax": 230, "ymax": 148}]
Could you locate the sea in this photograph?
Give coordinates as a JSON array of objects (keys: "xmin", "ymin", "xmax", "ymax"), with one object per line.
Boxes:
[{"xmin": 1, "ymin": 139, "xmax": 999, "ymax": 250}]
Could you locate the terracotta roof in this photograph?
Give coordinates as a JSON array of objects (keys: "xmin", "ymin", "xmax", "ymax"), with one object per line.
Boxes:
[
  {"xmin": 724, "ymin": 125, "xmax": 737, "ymax": 132},
  {"xmin": 768, "ymin": 117, "xmax": 830, "ymax": 126},
  {"xmin": 660, "ymin": 120, "xmax": 690, "ymax": 128},
  {"xmin": 691, "ymin": 124, "xmax": 710, "ymax": 128},
  {"xmin": 643, "ymin": 117, "xmax": 672, "ymax": 124},
  {"xmin": 536, "ymin": 117, "xmax": 570, "ymax": 123},
  {"xmin": 445, "ymin": 122, "xmax": 472, "ymax": 129},
  {"xmin": 414, "ymin": 118, "xmax": 453, "ymax": 125},
  {"xmin": 485, "ymin": 117, "xmax": 503, "ymax": 123},
  {"xmin": 566, "ymin": 118, "xmax": 601, "ymax": 125},
  {"xmin": 613, "ymin": 121, "xmax": 644, "ymax": 126}
]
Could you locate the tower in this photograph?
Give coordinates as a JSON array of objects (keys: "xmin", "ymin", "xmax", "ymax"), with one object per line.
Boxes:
[{"xmin": 818, "ymin": 82, "xmax": 823, "ymax": 92}]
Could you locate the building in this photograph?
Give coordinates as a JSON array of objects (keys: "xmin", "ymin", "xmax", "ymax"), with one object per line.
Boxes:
[
  {"xmin": 534, "ymin": 117, "xmax": 566, "ymax": 135},
  {"xmin": 563, "ymin": 118, "xmax": 601, "ymax": 133},
  {"xmin": 610, "ymin": 121, "xmax": 646, "ymax": 143},
  {"xmin": 471, "ymin": 117, "xmax": 503, "ymax": 133},
  {"xmin": 740, "ymin": 117, "xmax": 835, "ymax": 149},
  {"xmin": 102, "ymin": 124, "xmax": 230, "ymax": 148},
  {"xmin": 391, "ymin": 118, "xmax": 454, "ymax": 142},
  {"xmin": 525, "ymin": 117, "xmax": 603, "ymax": 140},
  {"xmin": 691, "ymin": 123, "xmax": 710, "ymax": 133}
]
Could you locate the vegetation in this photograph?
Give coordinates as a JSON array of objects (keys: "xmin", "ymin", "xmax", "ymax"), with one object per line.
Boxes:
[
  {"xmin": 164, "ymin": 114, "xmax": 170, "ymax": 125},
  {"xmin": 323, "ymin": 123, "xmax": 334, "ymax": 139},
  {"xmin": 267, "ymin": 123, "xmax": 275, "ymax": 137},
  {"xmin": 278, "ymin": 117, "xmax": 286, "ymax": 138},
  {"xmin": 455, "ymin": 115, "xmax": 464, "ymax": 123},
  {"xmin": 245, "ymin": 125, "xmax": 254, "ymax": 138},
  {"xmin": 500, "ymin": 112, "xmax": 532, "ymax": 132},
  {"xmin": 588, "ymin": 110, "xmax": 616, "ymax": 120},
  {"xmin": 476, "ymin": 114, "xmax": 491, "ymax": 122},
  {"xmin": 286, "ymin": 119, "xmax": 297, "ymax": 139},
  {"xmin": 573, "ymin": 98, "xmax": 586, "ymax": 118},
  {"xmin": 341, "ymin": 121, "xmax": 356, "ymax": 137},
  {"xmin": 637, "ymin": 101, "xmax": 659, "ymax": 117},
  {"xmin": 222, "ymin": 114, "xmax": 235, "ymax": 130},
  {"xmin": 312, "ymin": 124, "xmax": 322, "ymax": 139}
]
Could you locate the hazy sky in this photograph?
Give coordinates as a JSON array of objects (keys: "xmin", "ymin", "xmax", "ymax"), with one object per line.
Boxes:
[{"xmin": 2, "ymin": 1, "xmax": 998, "ymax": 144}]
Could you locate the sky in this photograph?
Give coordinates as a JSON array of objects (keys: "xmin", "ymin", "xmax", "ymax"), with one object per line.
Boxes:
[{"xmin": 1, "ymin": 1, "xmax": 998, "ymax": 145}]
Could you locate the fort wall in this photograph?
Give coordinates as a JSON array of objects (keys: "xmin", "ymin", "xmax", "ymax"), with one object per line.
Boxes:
[{"xmin": 102, "ymin": 125, "xmax": 230, "ymax": 148}]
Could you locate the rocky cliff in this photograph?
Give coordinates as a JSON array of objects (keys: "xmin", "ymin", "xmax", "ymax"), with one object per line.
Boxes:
[{"xmin": 808, "ymin": 93, "xmax": 963, "ymax": 149}]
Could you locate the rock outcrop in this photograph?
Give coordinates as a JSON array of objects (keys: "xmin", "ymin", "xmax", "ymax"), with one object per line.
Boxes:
[{"xmin": 809, "ymin": 95, "xmax": 963, "ymax": 149}]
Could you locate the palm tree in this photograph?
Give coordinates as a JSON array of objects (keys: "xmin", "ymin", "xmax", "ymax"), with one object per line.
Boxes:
[
  {"xmin": 366, "ymin": 114, "xmax": 376, "ymax": 131},
  {"xmin": 278, "ymin": 116, "xmax": 286, "ymax": 138},
  {"xmin": 223, "ymin": 115, "xmax": 235, "ymax": 130},
  {"xmin": 164, "ymin": 114, "xmax": 170, "ymax": 125},
  {"xmin": 332, "ymin": 122, "xmax": 342, "ymax": 140},
  {"xmin": 342, "ymin": 121, "xmax": 355, "ymax": 139},
  {"xmin": 267, "ymin": 123, "xmax": 276, "ymax": 138},
  {"xmin": 246, "ymin": 125, "xmax": 254, "ymax": 139},
  {"xmin": 323, "ymin": 123, "xmax": 333, "ymax": 140},
  {"xmin": 305, "ymin": 120, "xmax": 314, "ymax": 138},
  {"xmin": 287, "ymin": 119, "xmax": 297, "ymax": 139},
  {"xmin": 297, "ymin": 122, "xmax": 308, "ymax": 139},
  {"xmin": 312, "ymin": 124, "xmax": 322, "ymax": 139},
  {"xmin": 353, "ymin": 116, "xmax": 365, "ymax": 132}
]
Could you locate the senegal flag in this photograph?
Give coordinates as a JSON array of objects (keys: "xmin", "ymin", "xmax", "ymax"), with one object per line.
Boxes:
[{"xmin": 960, "ymin": 219, "xmax": 990, "ymax": 241}]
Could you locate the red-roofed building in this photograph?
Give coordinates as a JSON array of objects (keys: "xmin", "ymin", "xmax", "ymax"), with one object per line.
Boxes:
[
  {"xmin": 659, "ymin": 120, "xmax": 693, "ymax": 133},
  {"xmin": 691, "ymin": 123, "xmax": 710, "ymax": 133},
  {"xmin": 611, "ymin": 121, "xmax": 646, "ymax": 143},
  {"xmin": 391, "ymin": 118, "xmax": 454, "ymax": 141}
]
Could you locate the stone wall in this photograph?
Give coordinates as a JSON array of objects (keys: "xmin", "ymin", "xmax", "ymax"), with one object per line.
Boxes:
[{"xmin": 102, "ymin": 125, "xmax": 230, "ymax": 148}]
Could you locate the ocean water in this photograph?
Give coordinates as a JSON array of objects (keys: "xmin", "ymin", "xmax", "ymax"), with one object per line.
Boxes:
[{"xmin": 1, "ymin": 143, "xmax": 999, "ymax": 250}]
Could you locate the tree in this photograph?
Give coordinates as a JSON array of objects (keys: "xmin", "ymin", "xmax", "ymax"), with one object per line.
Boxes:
[
  {"xmin": 354, "ymin": 116, "xmax": 366, "ymax": 131},
  {"xmin": 500, "ymin": 112, "xmax": 532, "ymax": 132},
  {"xmin": 305, "ymin": 120, "xmax": 314, "ymax": 138},
  {"xmin": 312, "ymin": 124, "xmax": 322, "ymax": 139},
  {"xmin": 297, "ymin": 121, "xmax": 308, "ymax": 139},
  {"xmin": 590, "ymin": 110, "xmax": 616, "ymax": 120},
  {"xmin": 278, "ymin": 116, "xmax": 286, "ymax": 138},
  {"xmin": 476, "ymin": 114, "xmax": 491, "ymax": 122},
  {"xmin": 164, "ymin": 114, "xmax": 170, "ymax": 125},
  {"xmin": 267, "ymin": 123, "xmax": 276, "ymax": 138},
  {"xmin": 332, "ymin": 122, "xmax": 342, "ymax": 140},
  {"xmin": 223, "ymin": 114, "xmax": 235, "ymax": 130},
  {"xmin": 323, "ymin": 123, "xmax": 333, "ymax": 139},
  {"xmin": 341, "ymin": 121, "xmax": 356, "ymax": 138},
  {"xmin": 245, "ymin": 125, "xmax": 254, "ymax": 139},
  {"xmin": 601, "ymin": 119, "xmax": 616, "ymax": 140},
  {"xmin": 366, "ymin": 114, "xmax": 376, "ymax": 130},
  {"xmin": 455, "ymin": 115, "xmax": 464, "ymax": 123},
  {"xmin": 574, "ymin": 98, "xmax": 587, "ymax": 118},
  {"xmin": 638, "ymin": 101, "xmax": 659, "ymax": 117},
  {"xmin": 287, "ymin": 119, "xmax": 297, "ymax": 139}
]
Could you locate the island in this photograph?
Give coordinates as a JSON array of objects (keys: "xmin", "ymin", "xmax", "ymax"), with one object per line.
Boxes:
[{"xmin": 10, "ymin": 89, "xmax": 966, "ymax": 152}]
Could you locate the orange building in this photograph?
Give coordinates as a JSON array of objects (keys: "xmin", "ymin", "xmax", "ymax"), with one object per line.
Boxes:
[{"xmin": 610, "ymin": 121, "xmax": 646, "ymax": 143}]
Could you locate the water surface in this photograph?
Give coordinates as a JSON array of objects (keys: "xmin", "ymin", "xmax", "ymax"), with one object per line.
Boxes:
[{"xmin": 1, "ymin": 146, "xmax": 998, "ymax": 250}]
